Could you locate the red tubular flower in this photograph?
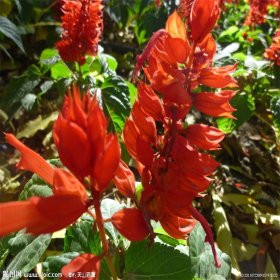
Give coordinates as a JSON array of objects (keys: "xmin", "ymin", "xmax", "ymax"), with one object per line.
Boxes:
[
  {"xmin": 53, "ymin": 86, "xmax": 120, "ymax": 192},
  {"xmin": 0, "ymin": 134, "xmax": 88, "ymax": 237},
  {"xmin": 61, "ymin": 254, "xmax": 101, "ymax": 280},
  {"xmin": 193, "ymin": 90, "xmax": 237, "ymax": 119},
  {"xmin": 56, "ymin": 0, "xmax": 103, "ymax": 64}
]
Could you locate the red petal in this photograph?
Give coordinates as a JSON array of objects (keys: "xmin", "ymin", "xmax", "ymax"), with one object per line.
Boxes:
[
  {"xmin": 198, "ymin": 66, "xmax": 238, "ymax": 88},
  {"xmin": 123, "ymin": 118, "xmax": 138, "ymax": 158},
  {"xmin": 5, "ymin": 134, "xmax": 55, "ymax": 185},
  {"xmin": 93, "ymin": 134, "xmax": 120, "ymax": 192},
  {"xmin": 53, "ymin": 168, "xmax": 88, "ymax": 201},
  {"xmin": 138, "ymin": 82, "xmax": 165, "ymax": 122},
  {"xmin": 61, "ymin": 254, "xmax": 101, "ymax": 280},
  {"xmin": 111, "ymin": 208, "xmax": 150, "ymax": 241},
  {"xmin": 0, "ymin": 195, "xmax": 86, "ymax": 236},
  {"xmin": 113, "ymin": 160, "xmax": 135, "ymax": 199},
  {"xmin": 185, "ymin": 124, "xmax": 225, "ymax": 150},
  {"xmin": 53, "ymin": 117, "xmax": 91, "ymax": 179},
  {"xmin": 165, "ymin": 10, "xmax": 187, "ymax": 41}
]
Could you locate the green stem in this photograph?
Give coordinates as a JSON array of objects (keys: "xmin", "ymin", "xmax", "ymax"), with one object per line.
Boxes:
[{"xmin": 93, "ymin": 197, "xmax": 118, "ymax": 280}]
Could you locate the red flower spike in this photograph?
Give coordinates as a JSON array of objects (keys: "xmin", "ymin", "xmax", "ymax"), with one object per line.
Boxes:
[
  {"xmin": 111, "ymin": 208, "xmax": 150, "ymax": 241},
  {"xmin": 193, "ymin": 90, "xmax": 237, "ymax": 119},
  {"xmin": 5, "ymin": 133, "xmax": 55, "ymax": 185},
  {"xmin": 113, "ymin": 160, "xmax": 135, "ymax": 199},
  {"xmin": 56, "ymin": 0, "xmax": 103, "ymax": 64},
  {"xmin": 61, "ymin": 254, "xmax": 101, "ymax": 280},
  {"xmin": 54, "ymin": 87, "xmax": 120, "ymax": 189},
  {"xmin": 184, "ymin": 124, "xmax": 225, "ymax": 150},
  {"xmin": 136, "ymin": 136, "xmax": 154, "ymax": 168},
  {"xmin": 190, "ymin": 0, "xmax": 220, "ymax": 43}
]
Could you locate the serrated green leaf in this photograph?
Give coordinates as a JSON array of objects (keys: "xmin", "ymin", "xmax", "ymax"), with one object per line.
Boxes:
[
  {"xmin": 0, "ymin": 16, "xmax": 25, "ymax": 54},
  {"xmin": 101, "ymin": 76, "xmax": 131, "ymax": 133},
  {"xmin": 64, "ymin": 219, "xmax": 102, "ymax": 255},
  {"xmin": 2, "ymin": 235, "xmax": 51, "ymax": 280},
  {"xmin": 124, "ymin": 241, "xmax": 194, "ymax": 279},
  {"xmin": 189, "ymin": 223, "xmax": 231, "ymax": 280},
  {"xmin": 16, "ymin": 112, "xmax": 58, "ymax": 139}
]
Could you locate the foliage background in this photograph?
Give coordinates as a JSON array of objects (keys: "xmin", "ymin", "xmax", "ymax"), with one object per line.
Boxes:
[{"xmin": 0, "ymin": 0, "xmax": 279, "ymax": 279}]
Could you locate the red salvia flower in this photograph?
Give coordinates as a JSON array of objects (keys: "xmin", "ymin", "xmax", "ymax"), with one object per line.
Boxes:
[{"xmin": 56, "ymin": 0, "xmax": 103, "ymax": 64}]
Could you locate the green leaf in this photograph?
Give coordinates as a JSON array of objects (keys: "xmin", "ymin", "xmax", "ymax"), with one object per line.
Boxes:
[
  {"xmin": 8, "ymin": 232, "xmax": 36, "ymax": 256},
  {"xmin": 40, "ymin": 48, "xmax": 60, "ymax": 66},
  {"xmin": 101, "ymin": 198, "xmax": 124, "ymax": 245},
  {"xmin": 270, "ymin": 96, "xmax": 280, "ymax": 129},
  {"xmin": 189, "ymin": 223, "xmax": 231, "ymax": 280},
  {"xmin": 51, "ymin": 62, "xmax": 72, "ymax": 79},
  {"xmin": 0, "ymin": 76, "xmax": 40, "ymax": 117},
  {"xmin": 101, "ymin": 76, "xmax": 131, "ymax": 133},
  {"xmin": 64, "ymin": 218, "xmax": 102, "ymax": 255},
  {"xmin": 2, "ymin": 235, "xmax": 51, "ymax": 280},
  {"xmin": 217, "ymin": 92, "xmax": 255, "ymax": 133},
  {"xmin": 103, "ymin": 54, "xmax": 118, "ymax": 71},
  {"xmin": 18, "ymin": 160, "xmax": 62, "ymax": 200},
  {"xmin": 124, "ymin": 241, "xmax": 194, "ymax": 279},
  {"xmin": 43, "ymin": 252, "xmax": 80, "ymax": 277},
  {"xmin": 0, "ymin": 16, "xmax": 25, "ymax": 54},
  {"xmin": 16, "ymin": 112, "xmax": 58, "ymax": 139}
]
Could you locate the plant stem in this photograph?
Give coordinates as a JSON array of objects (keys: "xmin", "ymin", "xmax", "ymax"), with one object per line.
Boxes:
[{"xmin": 93, "ymin": 197, "xmax": 118, "ymax": 280}]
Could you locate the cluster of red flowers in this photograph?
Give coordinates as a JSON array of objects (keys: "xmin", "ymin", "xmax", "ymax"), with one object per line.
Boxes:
[
  {"xmin": 264, "ymin": 28, "xmax": 280, "ymax": 65},
  {"xmin": 0, "ymin": 87, "xmax": 143, "ymax": 279},
  {"xmin": 121, "ymin": 0, "xmax": 238, "ymax": 268},
  {"xmin": 244, "ymin": 0, "xmax": 279, "ymax": 26},
  {"xmin": 0, "ymin": 0, "xmax": 239, "ymax": 278},
  {"xmin": 56, "ymin": 0, "xmax": 103, "ymax": 64}
]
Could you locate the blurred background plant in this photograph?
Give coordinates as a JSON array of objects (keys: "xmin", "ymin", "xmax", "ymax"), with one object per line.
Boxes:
[{"xmin": 0, "ymin": 0, "xmax": 279, "ymax": 279}]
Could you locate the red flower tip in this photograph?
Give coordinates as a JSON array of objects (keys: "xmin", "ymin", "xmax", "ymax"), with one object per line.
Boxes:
[
  {"xmin": 190, "ymin": 0, "xmax": 220, "ymax": 43},
  {"xmin": 113, "ymin": 160, "xmax": 136, "ymax": 198},
  {"xmin": 5, "ymin": 133, "xmax": 55, "ymax": 185},
  {"xmin": 111, "ymin": 208, "xmax": 150, "ymax": 241},
  {"xmin": 61, "ymin": 254, "xmax": 101, "ymax": 280}
]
